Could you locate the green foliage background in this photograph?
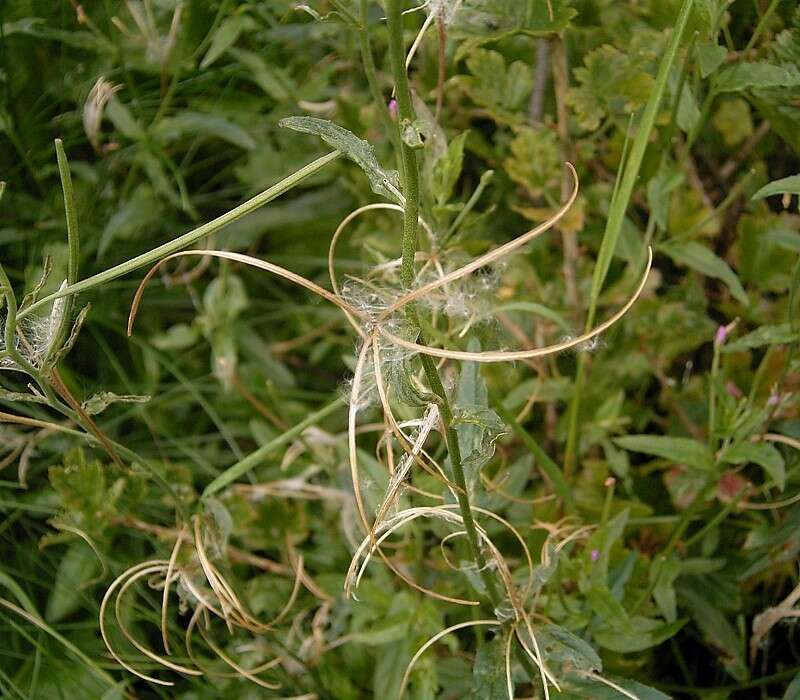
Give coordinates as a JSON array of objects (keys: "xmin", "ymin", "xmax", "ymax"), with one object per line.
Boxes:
[{"xmin": 0, "ymin": 0, "xmax": 799, "ymax": 698}]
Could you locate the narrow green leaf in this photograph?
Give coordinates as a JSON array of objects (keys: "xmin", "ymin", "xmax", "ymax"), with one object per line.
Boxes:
[
  {"xmin": 660, "ymin": 241, "xmax": 749, "ymax": 306},
  {"xmin": 614, "ymin": 435, "xmax": 713, "ymax": 470},
  {"xmin": 200, "ymin": 15, "xmax": 256, "ymax": 69},
  {"xmin": 752, "ymin": 174, "xmax": 800, "ymax": 201},
  {"xmin": 280, "ymin": 116, "xmax": 402, "ymax": 202},
  {"xmin": 723, "ymin": 323, "xmax": 800, "ymax": 353},
  {"xmin": 154, "ymin": 112, "xmax": 256, "ymax": 150},
  {"xmin": 714, "ymin": 62, "xmax": 800, "ymax": 94},
  {"xmin": 46, "ymin": 541, "xmax": 98, "ymax": 622},
  {"xmin": 721, "ymin": 441, "xmax": 785, "ymax": 491},
  {"xmin": 594, "ymin": 617, "xmax": 686, "ymax": 653},
  {"xmin": 783, "ymin": 672, "xmax": 800, "ymax": 700}
]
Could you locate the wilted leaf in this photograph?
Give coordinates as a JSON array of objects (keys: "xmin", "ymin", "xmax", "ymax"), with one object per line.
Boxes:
[
  {"xmin": 82, "ymin": 392, "xmax": 150, "ymax": 416},
  {"xmin": 280, "ymin": 116, "xmax": 402, "ymax": 202},
  {"xmin": 469, "ymin": 634, "xmax": 506, "ymax": 699}
]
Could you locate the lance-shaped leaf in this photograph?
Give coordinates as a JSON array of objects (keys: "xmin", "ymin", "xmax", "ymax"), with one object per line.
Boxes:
[{"xmin": 280, "ymin": 116, "xmax": 402, "ymax": 202}]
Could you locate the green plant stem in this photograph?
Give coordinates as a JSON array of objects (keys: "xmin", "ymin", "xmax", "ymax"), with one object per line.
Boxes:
[
  {"xmin": 386, "ymin": 0, "xmax": 420, "ymax": 291},
  {"xmin": 385, "ymin": 0, "xmax": 501, "ymax": 608},
  {"xmin": 48, "ymin": 139, "xmax": 80, "ymax": 365},
  {"xmin": 743, "ymin": 0, "xmax": 780, "ymax": 55},
  {"xmin": 564, "ymin": 0, "xmax": 695, "ymax": 477},
  {"xmin": 683, "ymin": 484, "xmax": 748, "ymax": 549},
  {"xmin": 358, "ymin": 0, "xmax": 403, "ymax": 166},
  {"xmin": 444, "ymin": 170, "xmax": 495, "ymax": 243},
  {"xmin": 203, "ymin": 398, "xmax": 342, "ymax": 498},
  {"xmin": 631, "ymin": 478, "xmax": 714, "ymax": 614},
  {"xmin": 17, "ymin": 151, "xmax": 341, "ymax": 323}
]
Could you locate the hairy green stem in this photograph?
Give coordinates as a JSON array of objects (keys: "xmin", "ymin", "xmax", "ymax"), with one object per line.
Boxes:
[
  {"xmin": 359, "ymin": 0, "xmax": 403, "ymax": 168},
  {"xmin": 385, "ymin": 0, "xmax": 501, "ymax": 608},
  {"xmin": 386, "ymin": 0, "xmax": 420, "ymax": 291}
]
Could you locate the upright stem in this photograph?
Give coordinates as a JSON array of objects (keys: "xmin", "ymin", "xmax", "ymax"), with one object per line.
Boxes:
[
  {"xmin": 385, "ymin": 0, "xmax": 501, "ymax": 608},
  {"xmin": 551, "ymin": 36, "xmax": 579, "ymax": 309},
  {"xmin": 564, "ymin": 0, "xmax": 695, "ymax": 477},
  {"xmin": 386, "ymin": 0, "xmax": 420, "ymax": 291},
  {"xmin": 358, "ymin": 0, "xmax": 402, "ymax": 164}
]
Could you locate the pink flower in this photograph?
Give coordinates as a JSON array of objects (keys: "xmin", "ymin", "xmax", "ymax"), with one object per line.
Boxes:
[
  {"xmin": 725, "ymin": 381, "xmax": 743, "ymax": 398},
  {"xmin": 590, "ymin": 549, "xmax": 600, "ymax": 562},
  {"xmin": 715, "ymin": 325, "xmax": 728, "ymax": 346},
  {"xmin": 388, "ymin": 99, "xmax": 398, "ymax": 118}
]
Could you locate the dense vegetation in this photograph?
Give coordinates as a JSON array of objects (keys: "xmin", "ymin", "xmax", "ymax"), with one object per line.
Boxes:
[{"xmin": 1, "ymin": 1, "xmax": 799, "ymax": 698}]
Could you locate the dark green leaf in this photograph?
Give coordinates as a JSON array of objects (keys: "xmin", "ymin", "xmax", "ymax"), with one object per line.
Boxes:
[
  {"xmin": 721, "ymin": 441, "xmax": 785, "ymax": 491},
  {"xmin": 614, "ymin": 435, "xmax": 713, "ymax": 470},
  {"xmin": 660, "ymin": 241, "xmax": 749, "ymax": 306}
]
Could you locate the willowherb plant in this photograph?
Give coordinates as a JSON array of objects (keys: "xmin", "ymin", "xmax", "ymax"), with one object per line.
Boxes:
[{"xmin": 123, "ymin": 84, "xmax": 653, "ymax": 696}]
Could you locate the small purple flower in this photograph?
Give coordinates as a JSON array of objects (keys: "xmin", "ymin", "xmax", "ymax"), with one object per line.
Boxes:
[
  {"xmin": 590, "ymin": 549, "xmax": 600, "ymax": 562},
  {"xmin": 715, "ymin": 325, "xmax": 728, "ymax": 346},
  {"xmin": 388, "ymin": 99, "xmax": 399, "ymax": 118},
  {"xmin": 768, "ymin": 394, "xmax": 780, "ymax": 406}
]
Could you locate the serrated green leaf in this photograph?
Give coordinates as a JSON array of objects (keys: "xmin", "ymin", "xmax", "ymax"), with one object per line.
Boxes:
[
  {"xmin": 280, "ymin": 116, "xmax": 402, "ymax": 202},
  {"xmin": 614, "ymin": 435, "xmax": 713, "ymax": 470},
  {"xmin": 660, "ymin": 241, "xmax": 749, "ymax": 306},
  {"xmin": 432, "ymin": 132, "xmax": 468, "ymax": 206},
  {"xmin": 721, "ymin": 441, "xmax": 785, "ymax": 491}
]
